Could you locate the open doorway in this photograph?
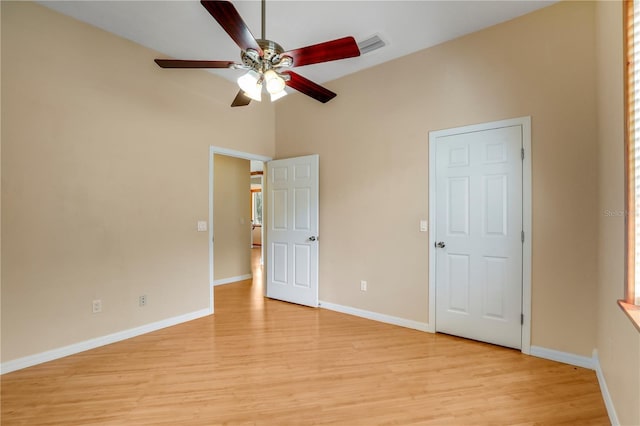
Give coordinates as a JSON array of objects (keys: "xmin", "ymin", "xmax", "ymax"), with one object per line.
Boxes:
[
  {"xmin": 209, "ymin": 147, "xmax": 272, "ymax": 309},
  {"xmin": 209, "ymin": 148, "xmax": 320, "ymax": 311},
  {"xmin": 212, "ymin": 154, "xmax": 253, "ymax": 285}
]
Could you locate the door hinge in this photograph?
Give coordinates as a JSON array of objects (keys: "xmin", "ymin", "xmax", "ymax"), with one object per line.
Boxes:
[
  {"xmin": 521, "ymin": 230, "xmax": 524, "ymax": 243},
  {"xmin": 521, "ymin": 313, "xmax": 524, "ymax": 325},
  {"xmin": 521, "ymin": 148, "xmax": 525, "ymax": 160}
]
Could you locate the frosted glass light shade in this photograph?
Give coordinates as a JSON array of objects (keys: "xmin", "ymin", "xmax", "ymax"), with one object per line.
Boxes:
[
  {"xmin": 237, "ymin": 70, "xmax": 262, "ymax": 101},
  {"xmin": 264, "ymin": 70, "xmax": 285, "ymax": 94}
]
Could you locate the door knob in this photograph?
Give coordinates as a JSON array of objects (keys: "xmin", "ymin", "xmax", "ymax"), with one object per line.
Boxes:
[
  {"xmin": 308, "ymin": 236, "xmax": 317, "ymax": 241},
  {"xmin": 435, "ymin": 241, "xmax": 446, "ymax": 248}
]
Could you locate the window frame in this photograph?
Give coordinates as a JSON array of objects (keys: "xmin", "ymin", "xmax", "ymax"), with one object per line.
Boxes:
[{"xmin": 621, "ymin": 0, "xmax": 640, "ymax": 331}]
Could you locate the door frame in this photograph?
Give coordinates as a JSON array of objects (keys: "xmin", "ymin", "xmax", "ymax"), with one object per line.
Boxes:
[
  {"xmin": 209, "ymin": 146, "xmax": 272, "ymax": 314},
  {"xmin": 427, "ymin": 116, "xmax": 532, "ymax": 354}
]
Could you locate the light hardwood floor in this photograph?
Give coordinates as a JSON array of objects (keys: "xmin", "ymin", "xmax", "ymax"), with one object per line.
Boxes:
[{"xmin": 1, "ymin": 249, "xmax": 608, "ymax": 425}]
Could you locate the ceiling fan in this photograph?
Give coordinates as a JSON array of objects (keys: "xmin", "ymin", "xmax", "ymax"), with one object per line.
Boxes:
[{"xmin": 154, "ymin": 0, "xmax": 361, "ymax": 107}]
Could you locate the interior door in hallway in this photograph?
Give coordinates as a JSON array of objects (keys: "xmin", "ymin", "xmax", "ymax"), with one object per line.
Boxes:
[
  {"xmin": 266, "ymin": 155, "xmax": 319, "ymax": 307},
  {"xmin": 434, "ymin": 125, "xmax": 523, "ymax": 349}
]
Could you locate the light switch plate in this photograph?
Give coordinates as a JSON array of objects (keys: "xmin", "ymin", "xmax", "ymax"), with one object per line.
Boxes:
[
  {"xmin": 420, "ymin": 220, "xmax": 428, "ymax": 232},
  {"xmin": 197, "ymin": 221, "xmax": 208, "ymax": 232}
]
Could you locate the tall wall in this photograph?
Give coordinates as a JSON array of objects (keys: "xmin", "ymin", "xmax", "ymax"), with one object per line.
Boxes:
[
  {"xmin": 1, "ymin": 2, "xmax": 275, "ymax": 362},
  {"xmin": 2, "ymin": 1, "xmax": 638, "ymax": 421},
  {"xmin": 0, "ymin": 1, "xmax": 3, "ymax": 363},
  {"xmin": 276, "ymin": 1, "xmax": 598, "ymax": 356},
  {"xmin": 595, "ymin": 1, "xmax": 640, "ymax": 424},
  {"xmin": 213, "ymin": 155, "xmax": 252, "ymax": 281}
]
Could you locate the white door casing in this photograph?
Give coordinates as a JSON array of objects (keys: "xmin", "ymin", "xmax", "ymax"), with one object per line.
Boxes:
[
  {"xmin": 428, "ymin": 117, "xmax": 532, "ymax": 352},
  {"xmin": 266, "ymin": 155, "xmax": 319, "ymax": 307}
]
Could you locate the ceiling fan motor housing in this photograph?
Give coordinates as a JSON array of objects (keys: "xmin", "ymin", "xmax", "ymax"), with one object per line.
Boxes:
[{"xmin": 241, "ymin": 39, "xmax": 292, "ymax": 74}]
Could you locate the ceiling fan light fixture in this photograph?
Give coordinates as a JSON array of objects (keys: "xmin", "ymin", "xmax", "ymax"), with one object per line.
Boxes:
[
  {"xmin": 154, "ymin": 0, "xmax": 361, "ymax": 107},
  {"xmin": 264, "ymin": 70, "xmax": 286, "ymax": 94},
  {"xmin": 237, "ymin": 70, "xmax": 262, "ymax": 101}
]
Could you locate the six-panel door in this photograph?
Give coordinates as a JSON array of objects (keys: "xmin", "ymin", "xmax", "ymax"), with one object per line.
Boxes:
[
  {"xmin": 266, "ymin": 155, "xmax": 319, "ymax": 307},
  {"xmin": 435, "ymin": 126, "xmax": 523, "ymax": 349}
]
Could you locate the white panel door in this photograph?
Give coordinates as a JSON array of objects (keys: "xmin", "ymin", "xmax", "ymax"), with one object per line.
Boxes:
[
  {"xmin": 435, "ymin": 125, "xmax": 523, "ymax": 349},
  {"xmin": 266, "ymin": 155, "xmax": 319, "ymax": 307}
]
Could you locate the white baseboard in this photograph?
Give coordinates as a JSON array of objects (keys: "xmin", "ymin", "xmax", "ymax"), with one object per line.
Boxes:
[
  {"xmin": 529, "ymin": 345, "xmax": 595, "ymax": 370},
  {"xmin": 212, "ymin": 274, "xmax": 252, "ymax": 286},
  {"xmin": 0, "ymin": 308, "xmax": 211, "ymax": 375},
  {"xmin": 593, "ymin": 349, "xmax": 620, "ymax": 426},
  {"xmin": 319, "ymin": 300, "xmax": 432, "ymax": 332},
  {"xmin": 520, "ymin": 346, "xmax": 621, "ymax": 424}
]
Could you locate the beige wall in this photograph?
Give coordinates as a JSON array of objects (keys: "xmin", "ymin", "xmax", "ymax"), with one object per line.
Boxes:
[
  {"xmin": 276, "ymin": 1, "xmax": 598, "ymax": 356},
  {"xmin": 2, "ymin": 2, "xmax": 637, "ymax": 421},
  {"xmin": 1, "ymin": 2, "xmax": 3, "ymax": 363},
  {"xmin": 213, "ymin": 155, "xmax": 251, "ymax": 281},
  {"xmin": 1, "ymin": 2, "xmax": 274, "ymax": 362},
  {"xmin": 595, "ymin": 2, "xmax": 640, "ymax": 425}
]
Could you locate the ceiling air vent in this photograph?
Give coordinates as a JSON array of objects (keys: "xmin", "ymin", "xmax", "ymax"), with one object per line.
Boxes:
[{"xmin": 357, "ymin": 35, "xmax": 386, "ymax": 55}]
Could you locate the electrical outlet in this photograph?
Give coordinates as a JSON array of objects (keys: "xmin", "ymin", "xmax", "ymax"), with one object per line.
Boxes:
[
  {"xmin": 92, "ymin": 299, "xmax": 102, "ymax": 313},
  {"xmin": 360, "ymin": 280, "xmax": 367, "ymax": 292},
  {"xmin": 139, "ymin": 295, "xmax": 147, "ymax": 307}
]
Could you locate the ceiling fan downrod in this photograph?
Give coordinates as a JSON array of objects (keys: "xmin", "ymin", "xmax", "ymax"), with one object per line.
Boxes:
[
  {"xmin": 261, "ymin": 0, "xmax": 266, "ymax": 40},
  {"xmin": 240, "ymin": 0, "xmax": 291, "ymax": 76}
]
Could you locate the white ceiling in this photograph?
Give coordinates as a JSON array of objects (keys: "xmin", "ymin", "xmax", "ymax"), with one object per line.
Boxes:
[{"xmin": 39, "ymin": 0, "xmax": 556, "ymax": 85}]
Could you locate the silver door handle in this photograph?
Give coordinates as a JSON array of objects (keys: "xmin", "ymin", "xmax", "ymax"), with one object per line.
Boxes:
[
  {"xmin": 435, "ymin": 241, "xmax": 446, "ymax": 248},
  {"xmin": 308, "ymin": 236, "xmax": 318, "ymax": 241}
]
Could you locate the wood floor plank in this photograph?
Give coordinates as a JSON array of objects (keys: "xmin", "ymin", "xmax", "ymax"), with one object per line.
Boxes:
[{"xmin": 1, "ymin": 249, "xmax": 609, "ymax": 425}]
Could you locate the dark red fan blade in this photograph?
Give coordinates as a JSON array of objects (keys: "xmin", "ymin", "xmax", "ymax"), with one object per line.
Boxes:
[
  {"xmin": 231, "ymin": 90, "xmax": 252, "ymax": 107},
  {"xmin": 282, "ymin": 36, "xmax": 360, "ymax": 67},
  {"xmin": 282, "ymin": 71, "xmax": 336, "ymax": 103},
  {"xmin": 201, "ymin": 1, "xmax": 262, "ymax": 55},
  {"xmin": 154, "ymin": 59, "xmax": 235, "ymax": 68}
]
